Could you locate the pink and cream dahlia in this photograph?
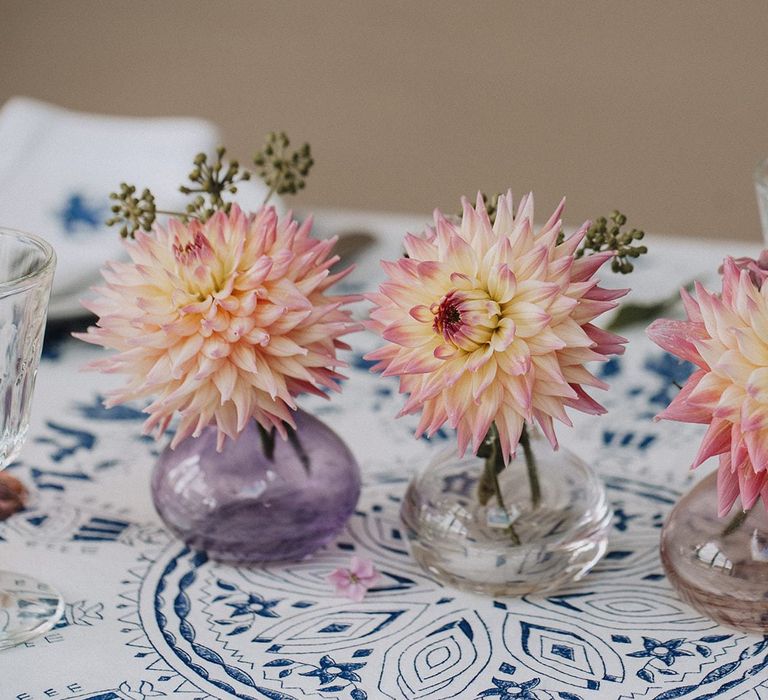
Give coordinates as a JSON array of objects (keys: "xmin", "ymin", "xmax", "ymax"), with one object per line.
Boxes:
[
  {"xmin": 77, "ymin": 204, "xmax": 357, "ymax": 449},
  {"xmin": 648, "ymin": 256, "xmax": 768, "ymax": 515},
  {"xmin": 365, "ymin": 192, "xmax": 628, "ymax": 462}
]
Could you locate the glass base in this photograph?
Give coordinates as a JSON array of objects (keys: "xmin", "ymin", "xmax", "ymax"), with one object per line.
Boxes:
[
  {"xmin": 400, "ymin": 432, "xmax": 611, "ymax": 596},
  {"xmin": 661, "ymin": 472, "xmax": 768, "ymax": 633},
  {"xmin": 0, "ymin": 570, "xmax": 64, "ymax": 650}
]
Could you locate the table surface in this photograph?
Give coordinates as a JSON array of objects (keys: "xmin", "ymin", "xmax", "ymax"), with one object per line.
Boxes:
[{"xmin": 3, "ymin": 210, "xmax": 768, "ymax": 700}]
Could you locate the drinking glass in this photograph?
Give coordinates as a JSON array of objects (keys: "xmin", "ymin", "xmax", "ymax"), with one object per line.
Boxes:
[
  {"xmin": 0, "ymin": 227, "xmax": 63, "ymax": 646},
  {"xmin": 754, "ymin": 157, "xmax": 768, "ymax": 246}
]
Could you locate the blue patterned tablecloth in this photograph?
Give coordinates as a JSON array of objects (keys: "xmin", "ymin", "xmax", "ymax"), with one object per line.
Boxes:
[{"xmin": 3, "ymin": 212, "xmax": 767, "ymax": 700}]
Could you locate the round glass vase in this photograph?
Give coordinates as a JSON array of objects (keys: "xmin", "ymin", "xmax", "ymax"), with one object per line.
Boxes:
[
  {"xmin": 400, "ymin": 429, "xmax": 611, "ymax": 596},
  {"xmin": 151, "ymin": 410, "xmax": 361, "ymax": 563},
  {"xmin": 660, "ymin": 472, "xmax": 768, "ymax": 633}
]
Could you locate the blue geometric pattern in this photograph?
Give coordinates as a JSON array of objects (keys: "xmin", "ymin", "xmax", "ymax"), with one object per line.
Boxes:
[{"xmin": 3, "ymin": 239, "xmax": 768, "ymax": 698}]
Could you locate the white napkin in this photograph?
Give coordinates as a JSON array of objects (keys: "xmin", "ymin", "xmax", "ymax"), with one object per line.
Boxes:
[{"xmin": 0, "ymin": 97, "xmax": 275, "ymax": 319}]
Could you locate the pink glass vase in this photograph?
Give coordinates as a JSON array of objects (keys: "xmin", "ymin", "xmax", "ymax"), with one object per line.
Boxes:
[{"xmin": 661, "ymin": 471, "xmax": 768, "ymax": 633}]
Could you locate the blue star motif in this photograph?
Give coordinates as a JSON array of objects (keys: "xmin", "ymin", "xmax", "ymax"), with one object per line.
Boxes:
[
  {"xmin": 627, "ymin": 637, "xmax": 694, "ymax": 666},
  {"xmin": 300, "ymin": 655, "xmax": 365, "ymax": 685},
  {"xmin": 227, "ymin": 593, "xmax": 280, "ymax": 619},
  {"xmin": 479, "ymin": 676, "xmax": 541, "ymax": 699},
  {"xmin": 613, "ymin": 507, "xmax": 639, "ymax": 532},
  {"xmin": 57, "ymin": 193, "xmax": 103, "ymax": 234}
]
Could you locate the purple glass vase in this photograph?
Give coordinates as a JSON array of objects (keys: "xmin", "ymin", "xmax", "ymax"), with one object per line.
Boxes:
[{"xmin": 151, "ymin": 410, "xmax": 361, "ymax": 563}]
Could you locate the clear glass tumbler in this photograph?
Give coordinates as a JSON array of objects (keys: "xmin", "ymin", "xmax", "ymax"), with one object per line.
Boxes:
[
  {"xmin": 754, "ymin": 158, "xmax": 768, "ymax": 246},
  {"xmin": 0, "ymin": 228, "xmax": 63, "ymax": 647}
]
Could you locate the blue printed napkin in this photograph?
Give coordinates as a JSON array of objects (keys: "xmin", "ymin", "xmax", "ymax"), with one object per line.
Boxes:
[{"xmin": 0, "ymin": 97, "xmax": 272, "ymax": 319}]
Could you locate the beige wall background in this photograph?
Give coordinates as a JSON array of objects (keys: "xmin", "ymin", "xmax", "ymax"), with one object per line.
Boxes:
[{"xmin": 2, "ymin": 1, "xmax": 768, "ymax": 241}]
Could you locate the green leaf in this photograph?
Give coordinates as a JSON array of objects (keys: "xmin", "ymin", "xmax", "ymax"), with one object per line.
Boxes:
[
  {"xmin": 607, "ymin": 282, "xmax": 694, "ymax": 332},
  {"xmin": 606, "ymin": 299, "xmax": 674, "ymax": 331}
]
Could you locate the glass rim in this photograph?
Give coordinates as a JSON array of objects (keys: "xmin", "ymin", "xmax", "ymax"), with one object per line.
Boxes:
[
  {"xmin": 0, "ymin": 227, "xmax": 56, "ymax": 296},
  {"xmin": 755, "ymin": 156, "xmax": 768, "ymax": 183}
]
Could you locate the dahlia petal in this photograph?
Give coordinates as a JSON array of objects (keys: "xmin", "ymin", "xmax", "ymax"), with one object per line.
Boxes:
[
  {"xmin": 561, "ymin": 364, "xmax": 609, "ymax": 390},
  {"xmin": 552, "ymin": 318, "xmax": 594, "ymax": 348},
  {"xmin": 509, "ymin": 302, "xmax": 551, "ymax": 338},
  {"xmin": 656, "ymin": 370, "xmax": 711, "ymax": 424},
  {"xmin": 513, "ymin": 245, "xmax": 548, "ymax": 281},
  {"xmin": 469, "ymin": 383, "xmax": 502, "ymax": 453},
  {"xmin": 717, "ymin": 454, "xmax": 740, "ymax": 517},
  {"xmin": 564, "ymin": 385, "xmax": 607, "ymax": 415},
  {"xmin": 526, "ymin": 329, "xmax": 567, "ymax": 354},
  {"xmin": 403, "ymin": 232, "xmax": 438, "ymax": 260},
  {"xmin": 495, "ymin": 338, "xmax": 531, "ymax": 376},
  {"xmin": 534, "ymin": 410, "xmax": 558, "ymax": 449},
  {"xmin": 382, "ymin": 321, "xmax": 434, "ymax": 348},
  {"xmin": 738, "ymin": 465, "xmax": 767, "ymax": 511},
  {"xmin": 731, "ymin": 423, "xmax": 750, "ymax": 471},
  {"xmin": 540, "ymin": 197, "xmax": 566, "ymax": 238},
  {"xmin": 646, "ymin": 319, "xmax": 708, "ymax": 367},
  {"xmin": 531, "ymin": 353, "xmax": 567, "ymax": 384},
  {"xmin": 434, "ymin": 344, "xmax": 458, "ymax": 360},
  {"xmin": 471, "ymin": 359, "xmax": 497, "ymax": 399},
  {"xmin": 571, "ymin": 251, "xmax": 614, "ymax": 282},
  {"xmin": 492, "ymin": 191, "xmax": 516, "ymax": 238},
  {"xmin": 687, "ymin": 370, "xmax": 729, "ymax": 408},
  {"xmin": 746, "ymin": 367, "xmax": 768, "ymax": 403},
  {"xmin": 490, "ymin": 318, "xmax": 516, "ymax": 352},
  {"xmin": 466, "ymin": 345, "xmax": 494, "ymax": 372},
  {"xmin": 745, "ymin": 429, "xmax": 768, "ymax": 472},
  {"xmin": 582, "ymin": 285, "xmax": 628, "ymax": 302},
  {"xmin": 733, "ymin": 328, "xmax": 768, "ymax": 367},
  {"xmin": 504, "ymin": 374, "xmax": 534, "ymax": 419},
  {"xmin": 692, "ymin": 419, "xmax": 731, "ymax": 468},
  {"xmin": 583, "ymin": 324, "xmax": 628, "ymax": 355},
  {"xmin": 679, "ymin": 286, "xmax": 703, "ymax": 323},
  {"xmin": 515, "ymin": 192, "xmax": 534, "ymax": 229},
  {"xmin": 487, "ymin": 263, "xmax": 517, "ymax": 304},
  {"xmin": 494, "ymin": 408, "xmax": 525, "ymax": 464},
  {"xmin": 513, "ymin": 280, "xmax": 560, "ymax": 306},
  {"xmin": 532, "ymin": 392, "xmax": 573, "ymax": 423},
  {"xmin": 556, "ymin": 222, "xmax": 588, "ymax": 259},
  {"xmin": 263, "ymin": 336, "xmax": 308, "ymax": 358}
]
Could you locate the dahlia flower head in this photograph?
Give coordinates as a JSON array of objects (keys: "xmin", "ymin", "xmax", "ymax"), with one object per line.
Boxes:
[
  {"xmin": 365, "ymin": 192, "xmax": 628, "ymax": 462},
  {"xmin": 77, "ymin": 204, "xmax": 357, "ymax": 449},
  {"xmin": 648, "ymin": 255, "xmax": 768, "ymax": 516}
]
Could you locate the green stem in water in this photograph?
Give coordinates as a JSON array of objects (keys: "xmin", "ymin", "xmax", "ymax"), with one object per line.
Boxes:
[
  {"xmin": 478, "ymin": 424, "xmax": 521, "ymax": 545},
  {"xmin": 286, "ymin": 424, "xmax": 310, "ymax": 474},
  {"xmin": 519, "ymin": 425, "xmax": 541, "ymax": 508},
  {"xmin": 258, "ymin": 424, "xmax": 276, "ymax": 461},
  {"xmin": 721, "ymin": 506, "xmax": 752, "ymax": 537}
]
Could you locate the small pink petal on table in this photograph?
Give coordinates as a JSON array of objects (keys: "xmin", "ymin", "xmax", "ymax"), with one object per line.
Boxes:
[{"xmin": 327, "ymin": 556, "xmax": 380, "ymax": 602}]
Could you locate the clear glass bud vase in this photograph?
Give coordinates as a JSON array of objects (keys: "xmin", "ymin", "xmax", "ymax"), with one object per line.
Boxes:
[
  {"xmin": 661, "ymin": 472, "xmax": 768, "ymax": 633},
  {"xmin": 400, "ymin": 429, "xmax": 611, "ymax": 596},
  {"xmin": 151, "ymin": 410, "xmax": 361, "ymax": 563}
]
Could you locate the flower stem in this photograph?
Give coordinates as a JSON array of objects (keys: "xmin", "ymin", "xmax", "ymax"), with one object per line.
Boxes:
[
  {"xmin": 286, "ymin": 423, "xmax": 310, "ymax": 473},
  {"xmin": 519, "ymin": 425, "xmax": 541, "ymax": 508},
  {"xmin": 258, "ymin": 424, "xmax": 276, "ymax": 461},
  {"xmin": 261, "ymin": 183, "xmax": 278, "ymax": 208},
  {"xmin": 155, "ymin": 208, "xmax": 197, "ymax": 220},
  {"xmin": 478, "ymin": 424, "xmax": 520, "ymax": 545},
  {"xmin": 721, "ymin": 506, "xmax": 752, "ymax": 537}
]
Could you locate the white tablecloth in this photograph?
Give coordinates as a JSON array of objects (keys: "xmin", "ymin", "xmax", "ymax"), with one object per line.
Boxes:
[{"xmin": 3, "ymin": 211, "xmax": 767, "ymax": 700}]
